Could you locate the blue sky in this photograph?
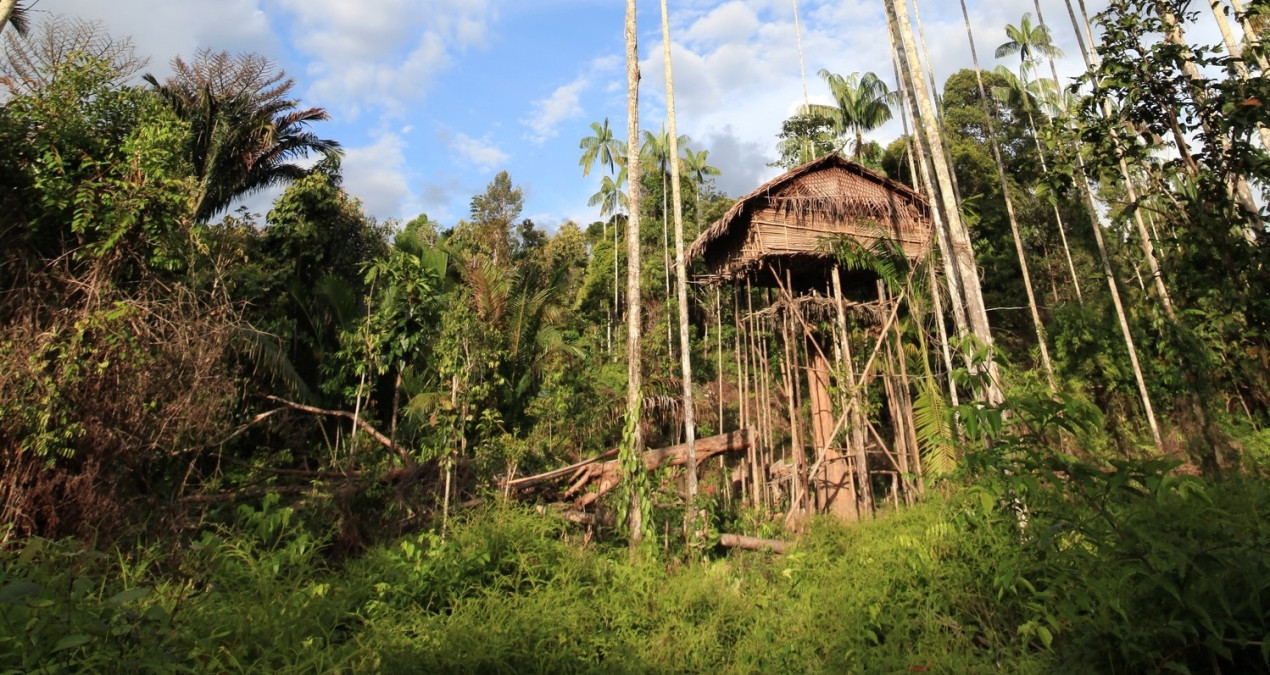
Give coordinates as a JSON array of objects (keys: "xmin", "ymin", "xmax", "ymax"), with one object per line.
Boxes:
[{"xmin": 30, "ymin": 0, "xmax": 1225, "ymax": 231}]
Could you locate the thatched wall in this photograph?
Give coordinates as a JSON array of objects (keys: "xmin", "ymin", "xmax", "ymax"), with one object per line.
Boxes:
[{"xmin": 689, "ymin": 155, "xmax": 932, "ymax": 285}]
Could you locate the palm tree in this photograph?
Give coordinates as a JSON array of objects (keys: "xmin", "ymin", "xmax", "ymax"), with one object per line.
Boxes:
[
  {"xmin": 994, "ymin": 12, "xmax": 1064, "ymax": 76},
  {"xmin": 578, "ymin": 118, "xmax": 623, "ymax": 179},
  {"xmin": 580, "ymin": 118, "xmax": 627, "ymax": 334},
  {"xmin": 659, "ymin": 0, "xmax": 699, "ymax": 542},
  {"xmin": 681, "ymin": 147, "xmax": 720, "ymax": 236},
  {"xmin": 145, "ymin": 50, "xmax": 342, "ymax": 222},
  {"xmin": 988, "ymin": 65, "xmax": 1084, "ymax": 305},
  {"xmin": 587, "ymin": 168, "xmax": 628, "ymax": 218},
  {"xmin": 956, "ymin": 0, "xmax": 1056, "ymax": 390},
  {"xmin": 802, "ymin": 70, "xmax": 894, "ymax": 160},
  {"xmin": 622, "ymin": 0, "xmax": 646, "ymax": 550},
  {"xmin": 886, "ymin": 0, "xmax": 1003, "ymax": 404}
]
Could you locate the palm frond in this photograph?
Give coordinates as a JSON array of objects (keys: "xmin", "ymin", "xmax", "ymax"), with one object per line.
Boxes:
[{"xmin": 234, "ymin": 325, "xmax": 315, "ymax": 402}]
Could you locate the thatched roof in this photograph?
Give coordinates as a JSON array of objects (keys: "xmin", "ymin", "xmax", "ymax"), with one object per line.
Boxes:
[{"xmin": 688, "ymin": 154, "xmax": 932, "ymax": 286}]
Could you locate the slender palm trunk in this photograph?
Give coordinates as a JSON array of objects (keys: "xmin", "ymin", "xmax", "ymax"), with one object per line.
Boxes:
[
  {"xmin": 1208, "ymin": 0, "xmax": 1270, "ymax": 152},
  {"xmin": 0, "ymin": 0, "xmax": 17, "ymax": 35},
  {"xmin": 660, "ymin": 0, "xmax": 698, "ymax": 541},
  {"xmin": 662, "ymin": 168, "xmax": 674, "ymax": 360},
  {"xmin": 887, "ymin": 0, "xmax": 1002, "ymax": 404},
  {"xmin": 958, "ymin": 0, "xmax": 1056, "ymax": 391},
  {"xmin": 1157, "ymin": 5, "xmax": 1262, "ymax": 225},
  {"xmin": 623, "ymin": 0, "xmax": 645, "ymax": 549},
  {"xmin": 890, "ymin": 45, "xmax": 961, "ymax": 407},
  {"xmin": 1051, "ymin": 1, "xmax": 1165, "ymax": 451},
  {"xmin": 1061, "ymin": 0, "xmax": 1177, "ymax": 320},
  {"xmin": 1228, "ymin": 0, "xmax": 1270, "ymax": 70}
]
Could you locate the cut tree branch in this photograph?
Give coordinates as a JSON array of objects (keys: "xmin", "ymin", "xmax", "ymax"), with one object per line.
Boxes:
[
  {"xmin": 266, "ymin": 395, "xmax": 415, "ymax": 466},
  {"xmin": 718, "ymin": 533, "xmax": 790, "ymax": 553}
]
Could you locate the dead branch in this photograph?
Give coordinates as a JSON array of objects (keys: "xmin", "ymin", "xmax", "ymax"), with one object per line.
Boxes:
[
  {"xmin": 505, "ymin": 448, "xmax": 620, "ymax": 490},
  {"xmin": 172, "ymin": 407, "xmax": 287, "ymax": 456},
  {"xmin": 564, "ymin": 429, "xmax": 755, "ymax": 507},
  {"xmin": 265, "ymin": 395, "xmax": 415, "ymax": 466}
]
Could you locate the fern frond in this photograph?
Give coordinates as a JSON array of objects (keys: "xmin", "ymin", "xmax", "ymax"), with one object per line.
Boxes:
[{"xmin": 913, "ymin": 381, "xmax": 956, "ymax": 477}]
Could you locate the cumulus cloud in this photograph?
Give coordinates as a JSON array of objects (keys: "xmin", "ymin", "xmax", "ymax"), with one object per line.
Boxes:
[
  {"xmin": 522, "ymin": 76, "xmax": 588, "ymax": 143},
  {"xmin": 448, "ymin": 132, "xmax": 509, "ymax": 171},
  {"xmin": 698, "ymin": 126, "xmax": 776, "ymax": 198},
  {"xmin": 341, "ymin": 132, "xmax": 412, "ymax": 220},
  {"xmin": 36, "ymin": 0, "xmax": 279, "ymax": 76},
  {"xmin": 271, "ymin": 0, "xmax": 496, "ymax": 117}
]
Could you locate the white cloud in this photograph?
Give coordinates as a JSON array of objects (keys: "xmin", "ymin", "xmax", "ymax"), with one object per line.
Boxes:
[
  {"xmin": 341, "ymin": 132, "xmax": 413, "ymax": 221},
  {"xmin": 37, "ymin": 0, "xmax": 279, "ymax": 77},
  {"xmin": 522, "ymin": 76, "xmax": 588, "ymax": 143},
  {"xmin": 699, "ymin": 127, "xmax": 776, "ymax": 198},
  {"xmin": 272, "ymin": 0, "xmax": 496, "ymax": 117},
  {"xmin": 449, "ymin": 132, "xmax": 509, "ymax": 171}
]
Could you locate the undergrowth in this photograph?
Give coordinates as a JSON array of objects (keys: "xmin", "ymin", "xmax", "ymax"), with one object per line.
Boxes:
[{"xmin": 2, "ymin": 472, "xmax": 1269, "ymax": 673}]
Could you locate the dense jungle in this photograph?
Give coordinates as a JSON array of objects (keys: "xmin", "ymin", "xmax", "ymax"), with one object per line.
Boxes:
[{"xmin": 3, "ymin": 0, "xmax": 1270, "ymax": 672}]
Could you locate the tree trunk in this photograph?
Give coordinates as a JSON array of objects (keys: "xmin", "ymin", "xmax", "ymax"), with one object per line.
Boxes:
[
  {"xmin": 889, "ymin": 42, "xmax": 969, "ymax": 344},
  {"xmin": 659, "ymin": 0, "xmax": 699, "ymax": 542},
  {"xmin": 0, "ymin": 0, "xmax": 18, "ymax": 35},
  {"xmin": 887, "ymin": 0, "xmax": 1002, "ymax": 404},
  {"xmin": 958, "ymin": 0, "xmax": 1056, "ymax": 391},
  {"xmin": 719, "ymin": 533, "xmax": 789, "ymax": 554},
  {"xmin": 1208, "ymin": 0, "xmax": 1270, "ymax": 152},
  {"xmin": 623, "ymin": 0, "xmax": 645, "ymax": 550},
  {"xmin": 565, "ymin": 430, "xmax": 755, "ymax": 507},
  {"xmin": 1228, "ymin": 0, "xmax": 1270, "ymax": 71}
]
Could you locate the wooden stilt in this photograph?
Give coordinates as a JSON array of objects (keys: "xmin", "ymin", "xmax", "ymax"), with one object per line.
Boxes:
[
  {"xmin": 745, "ymin": 279, "xmax": 764, "ymax": 511},
  {"xmin": 888, "ymin": 284, "xmax": 924, "ymax": 497},
  {"xmin": 732, "ymin": 288, "xmax": 750, "ymax": 507},
  {"xmin": 828, "ymin": 266, "xmax": 861, "ymax": 521}
]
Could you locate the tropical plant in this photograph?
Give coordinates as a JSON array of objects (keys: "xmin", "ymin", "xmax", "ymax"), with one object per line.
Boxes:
[
  {"xmin": 578, "ymin": 117, "xmax": 623, "ymax": 179},
  {"xmin": 802, "ymin": 70, "xmax": 895, "ymax": 161},
  {"xmin": 0, "ymin": 0, "xmax": 28, "ymax": 36},
  {"xmin": 681, "ymin": 147, "xmax": 721, "ymax": 235},
  {"xmin": 994, "ymin": 12, "xmax": 1064, "ymax": 76},
  {"xmin": 144, "ymin": 49, "xmax": 342, "ymax": 222}
]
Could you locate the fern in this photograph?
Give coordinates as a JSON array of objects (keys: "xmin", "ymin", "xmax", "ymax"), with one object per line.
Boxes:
[{"xmin": 914, "ymin": 380, "xmax": 956, "ymax": 477}]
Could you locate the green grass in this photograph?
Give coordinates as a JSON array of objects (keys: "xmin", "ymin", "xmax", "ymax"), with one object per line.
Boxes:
[{"xmin": 3, "ymin": 476, "xmax": 1268, "ymax": 673}]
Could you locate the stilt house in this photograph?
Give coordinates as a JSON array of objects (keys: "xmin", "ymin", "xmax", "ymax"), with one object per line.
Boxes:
[
  {"xmin": 688, "ymin": 153, "xmax": 932, "ymax": 291},
  {"xmin": 689, "ymin": 154, "xmax": 935, "ymax": 522}
]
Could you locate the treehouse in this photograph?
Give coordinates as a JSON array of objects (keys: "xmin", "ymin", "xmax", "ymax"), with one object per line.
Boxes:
[
  {"xmin": 688, "ymin": 153, "xmax": 932, "ymax": 293},
  {"xmin": 689, "ymin": 154, "xmax": 936, "ymax": 524}
]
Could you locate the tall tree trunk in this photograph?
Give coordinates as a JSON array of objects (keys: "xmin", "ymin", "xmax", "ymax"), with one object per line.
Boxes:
[
  {"xmin": 887, "ymin": 0, "xmax": 1002, "ymax": 405},
  {"xmin": 1051, "ymin": 1, "xmax": 1166, "ymax": 452},
  {"xmin": 1228, "ymin": 0, "xmax": 1270, "ymax": 71},
  {"xmin": 958, "ymin": 0, "xmax": 1056, "ymax": 391},
  {"xmin": 1061, "ymin": 0, "xmax": 1178, "ymax": 320},
  {"xmin": 1208, "ymin": 0, "xmax": 1270, "ymax": 152},
  {"xmin": 890, "ymin": 50, "xmax": 960, "ymax": 406},
  {"xmin": 0, "ymin": 0, "xmax": 17, "ymax": 35},
  {"xmin": 659, "ymin": 0, "xmax": 699, "ymax": 541},
  {"xmin": 1157, "ymin": 4, "xmax": 1262, "ymax": 226},
  {"xmin": 1030, "ymin": 0, "xmax": 1087, "ymax": 304},
  {"xmin": 889, "ymin": 42, "xmax": 969, "ymax": 342},
  {"xmin": 623, "ymin": 0, "xmax": 645, "ymax": 550}
]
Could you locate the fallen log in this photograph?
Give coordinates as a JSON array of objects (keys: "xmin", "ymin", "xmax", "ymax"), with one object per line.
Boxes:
[
  {"xmin": 505, "ymin": 448, "xmax": 619, "ymax": 490},
  {"xmin": 567, "ymin": 429, "xmax": 755, "ymax": 507},
  {"xmin": 718, "ymin": 533, "xmax": 790, "ymax": 554}
]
